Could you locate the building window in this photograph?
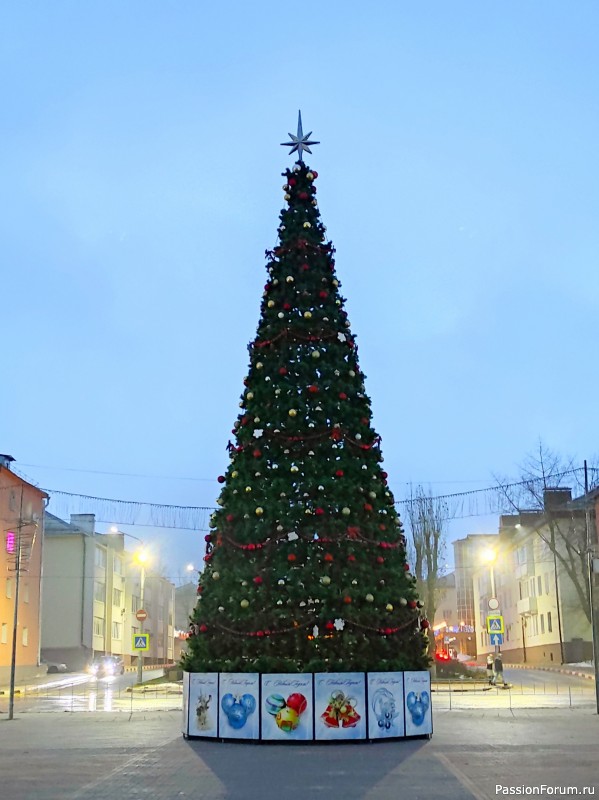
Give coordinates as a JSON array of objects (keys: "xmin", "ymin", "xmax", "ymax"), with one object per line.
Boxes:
[
  {"xmin": 112, "ymin": 622, "xmax": 121, "ymax": 639},
  {"xmin": 530, "ymin": 616, "xmax": 539, "ymax": 636},
  {"xmin": 544, "ymin": 573, "xmax": 550, "ymax": 594},
  {"xmin": 22, "ymin": 627, "xmax": 28, "ymax": 646},
  {"xmin": 6, "ymin": 577, "xmax": 13, "ymax": 599},
  {"xmin": 547, "ymin": 611, "xmax": 552, "ymax": 633},
  {"xmin": 540, "ymin": 614, "xmax": 545, "ymax": 634},
  {"xmin": 114, "ymin": 556, "xmax": 123, "ymax": 575},
  {"xmin": 1, "ymin": 623, "xmax": 7, "ymax": 644},
  {"xmin": 537, "ymin": 576, "xmax": 542, "ymax": 595},
  {"xmin": 131, "ymin": 595, "xmax": 140, "ymax": 613},
  {"xmin": 95, "ymin": 547, "xmax": 107, "ymax": 569},
  {"xmin": 93, "ymin": 617, "xmax": 105, "ymax": 637},
  {"xmin": 94, "ymin": 582, "xmax": 105, "ymax": 602},
  {"xmin": 113, "ymin": 588, "xmax": 122, "ymax": 607}
]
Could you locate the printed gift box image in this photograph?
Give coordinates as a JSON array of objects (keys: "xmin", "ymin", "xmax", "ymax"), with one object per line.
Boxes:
[
  {"xmin": 314, "ymin": 672, "xmax": 366, "ymax": 741},
  {"xmin": 367, "ymin": 672, "xmax": 405, "ymax": 739},
  {"xmin": 218, "ymin": 673, "xmax": 260, "ymax": 740},
  {"xmin": 404, "ymin": 671, "xmax": 432, "ymax": 737},
  {"xmin": 261, "ymin": 674, "xmax": 313, "ymax": 741}
]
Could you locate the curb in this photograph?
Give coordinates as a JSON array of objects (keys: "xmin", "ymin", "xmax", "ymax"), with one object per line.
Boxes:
[{"xmin": 503, "ymin": 663, "xmax": 595, "ymax": 681}]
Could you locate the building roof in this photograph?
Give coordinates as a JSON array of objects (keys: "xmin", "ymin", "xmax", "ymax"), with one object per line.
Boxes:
[{"xmin": 44, "ymin": 511, "xmax": 86, "ymax": 535}]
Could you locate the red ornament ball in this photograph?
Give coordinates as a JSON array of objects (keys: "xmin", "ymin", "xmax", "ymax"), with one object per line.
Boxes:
[
  {"xmin": 319, "ymin": 290, "xmax": 328, "ymax": 299},
  {"xmin": 288, "ymin": 178, "xmax": 296, "ymax": 186},
  {"xmin": 217, "ymin": 475, "xmax": 225, "ymax": 484},
  {"xmin": 199, "ymin": 624, "xmax": 208, "ymax": 633},
  {"xmin": 308, "ymin": 385, "xmax": 319, "ymax": 394},
  {"xmin": 256, "ymin": 630, "xmax": 265, "ymax": 637},
  {"xmin": 408, "ymin": 600, "xmax": 417, "ymax": 609},
  {"xmin": 283, "ymin": 303, "xmax": 292, "ymax": 311},
  {"xmin": 379, "ymin": 524, "xmax": 386, "ymax": 531},
  {"xmin": 325, "ymin": 621, "xmax": 335, "ymax": 631},
  {"xmin": 226, "ymin": 514, "xmax": 235, "ymax": 523},
  {"xmin": 287, "ymin": 554, "xmax": 297, "ymax": 562},
  {"xmin": 315, "ymin": 507, "xmax": 325, "ymax": 516},
  {"xmin": 404, "ymin": 563, "xmax": 410, "ymax": 571},
  {"xmin": 339, "ymin": 392, "xmax": 347, "ymax": 400},
  {"xmin": 286, "ymin": 693, "xmax": 307, "ymax": 715},
  {"xmin": 347, "ymin": 554, "xmax": 356, "ymax": 563},
  {"xmin": 343, "ymin": 595, "xmax": 352, "ymax": 604},
  {"xmin": 253, "ymin": 449, "xmax": 262, "ymax": 458},
  {"xmin": 363, "ymin": 503, "xmax": 373, "ymax": 512},
  {"xmin": 421, "ymin": 619, "xmax": 430, "ymax": 629},
  {"xmin": 324, "ymin": 553, "xmax": 334, "ymax": 562},
  {"xmin": 279, "ymin": 367, "xmax": 288, "ymax": 375},
  {"xmin": 253, "ymin": 576, "xmax": 263, "ymax": 585},
  {"xmin": 301, "ymin": 263, "xmax": 310, "ymax": 271},
  {"xmin": 335, "ymin": 469, "xmax": 344, "ymax": 477},
  {"xmin": 298, "ymin": 191, "xmax": 309, "ymax": 200},
  {"xmin": 376, "ymin": 556, "xmax": 385, "ymax": 565}
]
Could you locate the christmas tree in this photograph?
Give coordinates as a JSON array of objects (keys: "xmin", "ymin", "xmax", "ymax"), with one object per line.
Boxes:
[{"xmin": 183, "ymin": 115, "xmax": 429, "ymax": 675}]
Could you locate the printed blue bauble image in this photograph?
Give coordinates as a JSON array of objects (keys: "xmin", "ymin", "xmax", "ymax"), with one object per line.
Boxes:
[
  {"xmin": 221, "ymin": 692, "xmax": 257, "ymax": 730},
  {"xmin": 406, "ymin": 691, "xmax": 430, "ymax": 727},
  {"xmin": 371, "ymin": 687, "xmax": 399, "ymax": 730}
]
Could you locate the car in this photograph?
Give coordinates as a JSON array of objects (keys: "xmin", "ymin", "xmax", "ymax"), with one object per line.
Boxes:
[
  {"xmin": 88, "ymin": 655, "xmax": 125, "ymax": 678},
  {"xmin": 43, "ymin": 658, "xmax": 69, "ymax": 674}
]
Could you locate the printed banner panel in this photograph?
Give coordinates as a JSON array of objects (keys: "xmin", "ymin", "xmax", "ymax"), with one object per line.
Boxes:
[
  {"xmin": 314, "ymin": 672, "xmax": 366, "ymax": 741},
  {"xmin": 367, "ymin": 672, "xmax": 405, "ymax": 739},
  {"xmin": 218, "ymin": 673, "xmax": 260, "ymax": 740},
  {"xmin": 188, "ymin": 673, "xmax": 219, "ymax": 738},
  {"xmin": 404, "ymin": 671, "xmax": 432, "ymax": 737},
  {"xmin": 261, "ymin": 673, "xmax": 314, "ymax": 741},
  {"xmin": 182, "ymin": 671, "xmax": 191, "ymax": 734}
]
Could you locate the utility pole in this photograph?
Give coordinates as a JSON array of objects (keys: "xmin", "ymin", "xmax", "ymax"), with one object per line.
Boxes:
[
  {"xmin": 8, "ymin": 488, "xmax": 24, "ymax": 721},
  {"xmin": 137, "ymin": 559, "xmax": 146, "ymax": 685},
  {"xmin": 584, "ymin": 460, "xmax": 599, "ymax": 714}
]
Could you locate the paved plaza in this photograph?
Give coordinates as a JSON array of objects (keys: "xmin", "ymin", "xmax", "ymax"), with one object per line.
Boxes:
[{"xmin": 1, "ymin": 706, "xmax": 598, "ymax": 800}]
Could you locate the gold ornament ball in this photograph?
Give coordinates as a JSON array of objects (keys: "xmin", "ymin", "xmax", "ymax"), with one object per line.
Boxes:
[
  {"xmin": 246, "ymin": 392, "xmax": 254, "ymax": 400},
  {"xmin": 286, "ymin": 276, "xmax": 294, "ymax": 283},
  {"xmin": 240, "ymin": 599, "xmax": 250, "ymax": 609},
  {"xmin": 386, "ymin": 603, "xmax": 394, "ymax": 612},
  {"xmin": 332, "ymin": 279, "xmax": 339, "ymax": 287},
  {"xmin": 267, "ymin": 300, "xmax": 275, "ymax": 308},
  {"xmin": 288, "ymin": 408, "xmax": 297, "ymax": 417},
  {"xmin": 245, "ymin": 486, "xmax": 252, "ymax": 493},
  {"xmin": 306, "ymin": 172, "xmax": 314, "ymax": 180},
  {"xmin": 303, "ymin": 222, "xmax": 311, "ymax": 228},
  {"xmin": 212, "ymin": 572, "xmax": 220, "ymax": 580},
  {"xmin": 255, "ymin": 507, "xmax": 264, "ymax": 516},
  {"xmin": 311, "ymin": 350, "xmax": 320, "ymax": 359},
  {"xmin": 304, "ymin": 311, "xmax": 312, "ymax": 319},
  {"xmin": 342, "ymin": 507, "xmax": 351, "ymax": 516},
  {"xmin": 284, "ymin": 193, "xmax": 291, "ymax": 201},
  {"xmin": 321, "ymin": 575, "xmax": 331, "ymax": 585},
  {"xmin": 256, "ymin": 362, "xmax": 263, "ymax": 369},
  {"xmin": 290, "ymin": 465, "xmax": 299, "ymax": 473},
  {"xmin": 365, "ymin": 593, "xmax": 374, "ymax": 603},
  {"xmin": 231, "ymin": 470, "xmax": 238, "ymax": 478}
]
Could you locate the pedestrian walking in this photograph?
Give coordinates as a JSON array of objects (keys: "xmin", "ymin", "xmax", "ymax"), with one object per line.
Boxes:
[
  {"xmin": 486, "ymin": 653, "xmax": 494, "ymax": 685},
  {"xmin": 494, "ymin": 652, "xmax": 504, "ymax": 686}
]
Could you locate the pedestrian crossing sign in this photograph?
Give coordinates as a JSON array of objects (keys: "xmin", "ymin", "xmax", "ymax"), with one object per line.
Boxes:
[
  {"xmin": 133, "ymin": 633, "xmax": 150, "ymax": 651},
  {"xmin": 486, "ymin": 615, "xmax": 504, "ymax": 634}
]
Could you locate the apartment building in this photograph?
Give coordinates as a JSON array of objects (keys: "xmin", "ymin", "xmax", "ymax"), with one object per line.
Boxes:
[
  {"xmin": 0, "ymin": 455, "xmax": 48, "ymax": 683},
  {"xmin": 41, "ymin": 512, "xmax": 175, "ymax": 670}
]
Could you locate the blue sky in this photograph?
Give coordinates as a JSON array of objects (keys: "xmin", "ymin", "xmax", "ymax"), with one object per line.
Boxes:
[{"xmin": 1, "ymin": 2, "xmax": 597, "ymax": 581}]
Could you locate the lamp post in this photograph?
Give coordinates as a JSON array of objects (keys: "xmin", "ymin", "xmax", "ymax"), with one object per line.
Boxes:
[
  {"xmin": 481, "ymin": 548, "xmax": 500, "ymax": 657},
  {"xmin": 108, "ymin": 528, "xmax": 150, "ymax": 685},
  {"xmin": 135, "ymin": 549, "xmax": 149, "ymax": 685}
]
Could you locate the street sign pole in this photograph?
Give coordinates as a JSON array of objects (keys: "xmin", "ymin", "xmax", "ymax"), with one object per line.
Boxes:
[{"xmin": 137, "ymin": 564, "xmax": 145, "ymax": 685}]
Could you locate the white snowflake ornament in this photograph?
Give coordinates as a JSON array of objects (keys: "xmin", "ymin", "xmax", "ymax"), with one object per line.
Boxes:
[{"xmin": 334, "ymin": 618, "xmax": 345, "ymax": 631}]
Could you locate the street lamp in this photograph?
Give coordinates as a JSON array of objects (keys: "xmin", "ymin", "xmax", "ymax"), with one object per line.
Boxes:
[
  {"xmin": 107, "ymin": 528, "xmax": 151, "ymax": 685},
  {"xmin": 134, "ymin": 548, "xmax": 149, "ymax": 685},
  {"xmin": 481, "ymin": 548, "xmax": 501, "ymax": 658}
]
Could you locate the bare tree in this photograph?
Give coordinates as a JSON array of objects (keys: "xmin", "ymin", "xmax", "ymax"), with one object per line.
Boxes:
[
  {"xmin": 404, "ymin": 485, "xmax": 449, "ymax": 632},
  {"xmin": 494, "ymin": 442, "xmax": 594, "ymax": 625}
]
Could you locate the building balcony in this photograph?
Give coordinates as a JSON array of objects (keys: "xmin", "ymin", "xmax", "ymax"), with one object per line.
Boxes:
[{"xmin": 517, "ymin": 596, "xmax": 538, "ymax": 616}]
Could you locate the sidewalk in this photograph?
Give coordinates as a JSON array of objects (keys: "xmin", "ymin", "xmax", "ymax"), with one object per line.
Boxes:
[{"xmin": 1, "ymin": 707, "xmax": 598, "ymax": 799}]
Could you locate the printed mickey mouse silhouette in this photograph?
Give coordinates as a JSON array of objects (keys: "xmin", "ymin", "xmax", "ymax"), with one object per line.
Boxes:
[{"xmin": 406, "ymin": 690, "xmax": 430, "ymax": 726}]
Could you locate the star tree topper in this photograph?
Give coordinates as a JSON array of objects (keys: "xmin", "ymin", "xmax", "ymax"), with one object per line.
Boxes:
[{"xmin": 281, "ymin": 110, "xmax": 319, "ymax": 162}]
